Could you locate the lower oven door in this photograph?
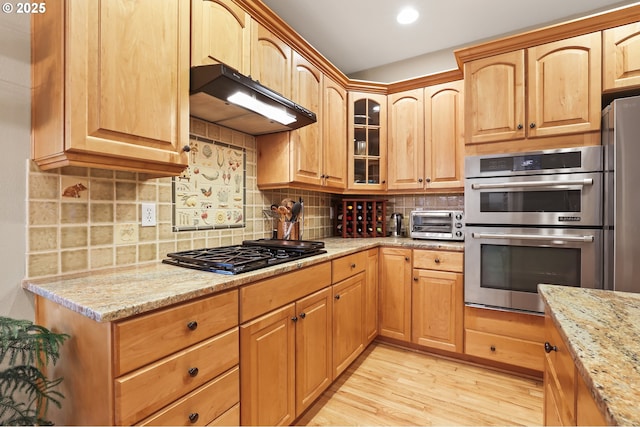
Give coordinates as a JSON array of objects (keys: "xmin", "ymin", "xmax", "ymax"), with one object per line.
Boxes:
[{"xmin": 465, "ymin": 226, "xmax": 603, "ymax": 313}]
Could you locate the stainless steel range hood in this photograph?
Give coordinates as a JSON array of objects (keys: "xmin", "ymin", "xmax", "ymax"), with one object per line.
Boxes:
[{"xmin": 190, "ymin": 64, "xmax": 317, "ymax": 135}]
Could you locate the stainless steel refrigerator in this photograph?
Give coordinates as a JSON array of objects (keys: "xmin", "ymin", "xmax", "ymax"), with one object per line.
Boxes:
[{"xmin": 602, "ymin": 94, "xmax": 640, "ymax": 293}]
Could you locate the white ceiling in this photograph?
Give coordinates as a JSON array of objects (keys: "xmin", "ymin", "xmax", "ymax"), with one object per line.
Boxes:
[{"xmin": 261, "ymin": 0, "xmax": 638, "ymax": 76}]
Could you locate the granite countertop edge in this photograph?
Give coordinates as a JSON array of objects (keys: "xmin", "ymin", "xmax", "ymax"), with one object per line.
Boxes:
[
  {"xmin": 539, "ymin": 284, "xmax": 640, "ymax": 426},
  {"xmin": 23, "ymin": 237, "xmax": 463, "ymax": 323}
]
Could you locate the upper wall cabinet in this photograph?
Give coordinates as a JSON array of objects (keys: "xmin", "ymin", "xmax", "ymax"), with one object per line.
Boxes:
[
  {"xmin": 290, "ymin": 52, "xmax": 323, "ymax": 186},
  {"xmin": 322, "ymin": 77, "xmax": 348, "ymax": 190},
  {"xmin": 250, "ymin": 21, "xmax": 292, "ymax": 98},
  {"xmin": 424, "ymin": 80, "xmax": 464, "ymax": 190},
  {"xmin": 32, "ymin": 0, "xmax": 189, "ymax": 175},
  {"xmin": 465, "ymin": 33, "xmax": 601, "ymax": 146},
  {"xmin": 387, "ymin": 81, "xmax": 464, "ymax": 192},
  {"xmin": 348, "ymin": 92, "xmax": 387, "ymax": 192},
  {"xmin": 603, "ymin": 22, "xmax": 640, "ymax": 92},
  {"xmin": 191, "ymin": 0, "xmax": 252, "ymax": 75}
]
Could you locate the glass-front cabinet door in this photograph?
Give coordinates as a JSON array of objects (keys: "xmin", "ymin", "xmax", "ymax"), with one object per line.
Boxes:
[{"xmin": 348, "ymin": 92, "xmax": 387, "ymax": 191}]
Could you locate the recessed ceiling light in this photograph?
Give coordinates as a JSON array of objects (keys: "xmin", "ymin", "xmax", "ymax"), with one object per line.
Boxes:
[{"xmin": 397, "ymin": 6, "xmax": 419, "ymax": 25}]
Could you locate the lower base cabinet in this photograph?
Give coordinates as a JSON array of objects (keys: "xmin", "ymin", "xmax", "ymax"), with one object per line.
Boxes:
[
  {"xmin": 332, "ymin": 272, "xmax": 365, "ymax": 378},
  {"xmin": 379, "ymin": 247, "xmax": 412, "ymax": 341},
  {"xmin": 240, "ymin": 287, "xmax": 333, "ymax": 426},
  {"xmin": 543, "ymin": 313, "xmax": 608, "ymax": 426}
]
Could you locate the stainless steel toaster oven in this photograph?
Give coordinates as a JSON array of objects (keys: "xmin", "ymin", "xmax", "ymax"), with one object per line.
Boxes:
[{"xmin": 410, "ymin": 210, "xmax": 464, "ymax": 241}]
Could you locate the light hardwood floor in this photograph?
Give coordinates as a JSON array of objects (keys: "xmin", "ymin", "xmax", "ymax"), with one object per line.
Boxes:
[{"xmin": 296, "ymin": 342, "xmax": 543, "ymax": 426}]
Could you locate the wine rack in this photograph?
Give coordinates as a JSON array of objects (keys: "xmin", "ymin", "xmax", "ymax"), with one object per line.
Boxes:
[{"xmin": 334, "ymin": 199, "xmax": 387, "ymax": 238}]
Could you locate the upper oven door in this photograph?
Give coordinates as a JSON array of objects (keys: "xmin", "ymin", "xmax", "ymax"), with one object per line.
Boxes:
[{"xmin": 464, "ymin": 172, "xmax": 602, "ymax": 226}]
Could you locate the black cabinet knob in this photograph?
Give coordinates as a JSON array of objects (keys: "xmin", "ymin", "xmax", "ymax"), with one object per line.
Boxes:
[
  {"xmin": 517, "ymin": 123, "xmax": 523, "ymax": 130},
  {"xmin": 413, "ymin": 277, "xmax": 418, "ymax": 281},
  {"xmin": 187, "ymin": 321, "xmax": 198, "ymax": 331},
  {"xmin": 425, "ymin": 177, "xmax": 431, "ymax": 183},
  {"xmin": 188, "ymin": 367, "xmax": 199, "ymax": 377},
  {"xmin": 291, "ymin": 316, "xmax": 298, "ymax": 322},
  {"xmin": 418, "ymin": 178, "xmax": 423, "ymax": 183},
  {"xmin": 530, "ymin": 122, "xmax": 536, "ymax": 129},
  {"xmin": 351, "ymin": 263, "xmax": 356, "ymax": 268},
  {"xmin": 188, "ymin": 413, "xmax": 199, "ymax": 423},
  {"xmin": 405, "ymin": 256, "xmax": 410, "ymax": 261},
  {"xmin": 335, "ymin": 294, "xmax": 341, "ymax": 300},
  {"xmin": 182, "ymin": 145, "xmax": 191, "ymax": 152},
  {"xmin": 490, "ymin": 345, "xmax": 496, "ymax": 352},
  {"xmin": 299, "ymin": 312, "xmax": 306, "ymax": 319},
  {"xmin": 544, "ymin": 342, "xmax": 558, "ymax": 353},
  {"xmin": 434, "ymin": 258, "xmax": 441, "ymax": 264}
]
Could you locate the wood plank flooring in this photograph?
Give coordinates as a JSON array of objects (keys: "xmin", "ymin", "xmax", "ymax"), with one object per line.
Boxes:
[{"xmin": 296, "ymin": 342, "xmax": 543, "ymax": 426}]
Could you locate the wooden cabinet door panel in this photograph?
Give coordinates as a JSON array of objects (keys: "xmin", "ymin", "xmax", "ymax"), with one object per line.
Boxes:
[
  {"xmin": 291, "ymin": 52, "xmax": 323, "ymax": 185},
  {"xmin": 323, "ymin": 77, "xmax": 348, "ymax": 189},
  {"xmin": 240, "ymin": 304, "xmax": 296, "ymax": 426},
  {"xmin": 74, "ymin": 0, "xmax": 188, "ymax": 160},
  {"xmin": 191, "ymin": 0, "xmax": 251, "ymax": 74},
  {"xmin": 464, "ymin": 50, "xmax": 525, "ymax": 144},
  {"xmin": 528, "ymin": 33, "xmax": 601, "ymax": 137},
  {"xmin": 332, "ymin": 273, "xmax": 365, "ymax": 379},
  {"xmin": 295, "ymin": 288, "xmax": 333, "ymax": 416},
  {"xmin": 603, "ymin": 22, "xmax": 640, "ymax": 91},
  {"xmin": 388, "ymin": 89, "xmax": 424, "ymax": 190},
  {"xmin": 424, "ymin": 80, "xmax": 464, "ymax": 190},
  {"xmin": 379, "ymin": 247, "xmax": 412, "ymax": 341},
  {"xmin": 411, "ymin": 269, "xmax": 463, "ymax": 352},
  {"xmin": 250, "ymin": 21, "xmax": 291, "ymax": 98}
]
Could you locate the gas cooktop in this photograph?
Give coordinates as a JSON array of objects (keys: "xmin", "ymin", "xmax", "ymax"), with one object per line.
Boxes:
[{"xmin": 162, "ymin": 239, "xmax": 326, "ymax": 275}]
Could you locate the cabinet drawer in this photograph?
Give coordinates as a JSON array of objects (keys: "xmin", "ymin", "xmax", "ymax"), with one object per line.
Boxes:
[
  {"xmin": 209, "ymin": 403, "xmax": 240, "ymax": 426},
  {"xmin": 114, "ymin": 290, "xmax": 238, "ymax": 376},
  {"xmin": 413, "ymin": 249, "xmax": 463, "ymax": 272},
  {"xmin": 115, "ymin": 328, "xmax": 239, "ymax": 425},
  {"xmin": 139, "ymin": 366, "xmax": 239, "ymax": 426},
  {"xmin": 332, "ymin": 251, "xmax": 367, "ymax": 283},
  {"xmin": 465, "ymin": 329, "xmax": 543, "ymax": 371},
  {"xmin": 240, "ymin": 262, "xmax": 331, "ymax": 322},
  {"xmin": 464, "ymin": 305, "xmax": 544, "ymax": 342}
]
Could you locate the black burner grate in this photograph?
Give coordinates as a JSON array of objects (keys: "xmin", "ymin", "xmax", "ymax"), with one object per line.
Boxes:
[{"xmin": 162, "ymin": 240, "xmax": 326, "ymax": 274}]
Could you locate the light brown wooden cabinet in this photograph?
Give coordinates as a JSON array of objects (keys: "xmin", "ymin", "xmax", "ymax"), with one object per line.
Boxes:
[
  {"xmin": 250, "ymin": 21, "xmax": 292, "ymax": 98},
  {"xmin": 31, "ymin": 0, "xmax": 189, "ymax": 176},
  {"xmin": 387, "ymin": 81, "xmax": 464, "ymax": 191},
  {"xmin": 35, "ymin": 290, "xmax": 239, "ymax": 426},
  {"xmin": 239, "ymin": 286, "xmax": 333, "ymax": 426},
  {"xmin": 378, "ymin": 247, "xmax": 412, "ymax": 342},
  {"xmin": 544, "ymin": 313, "xmax": 608, "ymax": 426},
  {"xmin": 191, "ymin": 0, "xmax": 252, "ymax": 74},
  {"xmin": 332, "ymin": 272, "xmax": 365, "ymax": 378},
  {"xmin": 348, "ymin": 92, "xmax": 388, "ymax": 191},
  {"xmin": 465, "ymin": 33, "xmax": 601, "ymax": 148},
  {"xmin": 603, "ymin": 21, "xmax": 640, "ymax": 92},
  {"xmin": 411, "ymin": 250, "xmax": 464, "ymax": 353},
  {"xmin": 321, "ymin": 76, "xmax": 348, "ymax": 190},
  {"xmin": 387, "ymin": 89, "xmax": 424, "ymax": 190}
]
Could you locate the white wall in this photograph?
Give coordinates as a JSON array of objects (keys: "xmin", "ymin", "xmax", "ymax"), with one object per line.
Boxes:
[{"xmin": 0, "ymin": 12, "xmax": 33, "ymax": 319}]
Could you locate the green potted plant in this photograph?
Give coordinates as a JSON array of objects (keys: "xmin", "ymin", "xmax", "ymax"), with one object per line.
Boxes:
[{"xmin": 0, "ymin": 316, "xmax": 69, "ymax": 425}]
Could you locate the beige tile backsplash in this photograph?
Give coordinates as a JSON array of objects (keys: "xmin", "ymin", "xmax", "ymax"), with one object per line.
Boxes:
[{"xmin": 25, "ymin": 117, "xmax": 462, "ymax": 279}]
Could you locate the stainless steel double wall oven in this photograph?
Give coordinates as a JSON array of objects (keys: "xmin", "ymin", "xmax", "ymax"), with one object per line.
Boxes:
[{"xmin": 464, "ymin": 146, "xmax": 604, "ymax": 313}]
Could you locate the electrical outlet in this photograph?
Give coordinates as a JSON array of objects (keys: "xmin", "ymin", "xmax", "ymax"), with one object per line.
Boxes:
[{"xmin": 141, "ymin": 203, "xmax": 156, "ymax": 227}]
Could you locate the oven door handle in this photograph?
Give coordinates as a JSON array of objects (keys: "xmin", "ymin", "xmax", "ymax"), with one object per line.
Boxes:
[
  {"xmin": 471, "ymin": 232, "xmax": 595, "ymax": 243},
  {"xmin": 470, "ymin": 178, "xmax": 593, "ymax": 190}
]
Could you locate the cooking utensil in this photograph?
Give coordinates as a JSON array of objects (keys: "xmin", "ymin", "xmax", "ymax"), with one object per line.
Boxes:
[{"xmin": 290, "ymin": 202, "xmax": 302, "ymax": 222}]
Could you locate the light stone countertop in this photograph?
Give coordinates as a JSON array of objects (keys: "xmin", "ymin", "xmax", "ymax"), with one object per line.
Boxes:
[
  {"xmin": 539, "ymin": 284, "xmax": 640, "ymax": 426},
  {"xmin": 22, "ymin": 237, "xmax": 463, "ymax": 323}
]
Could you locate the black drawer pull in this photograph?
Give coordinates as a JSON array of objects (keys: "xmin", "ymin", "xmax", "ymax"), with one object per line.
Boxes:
[
  {"xmin": 188, "ymin": 413, "xmax": 199, "ymax": 423},
  {"xmin": 188, "ymin": 367, "xmax": 199, "ymax": 377},
  {"xmin": 187, "ymin": 321, "xmax": 198, "ymax": 331},
  {"xmin": 490, "ymin": 345, "xmax": 496, "ymax": 352},
  {"xmin": 544, "ymin": 342, "xmax": 558, "ymax": 353},
  {"xmin": 299, "ymin": 312, "xmax": 306, "ymax": 319}
]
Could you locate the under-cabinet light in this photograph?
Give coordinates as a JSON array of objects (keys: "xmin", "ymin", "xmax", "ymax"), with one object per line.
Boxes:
[{"xmin": 227, "ymin": 92, "xmax": 297, "ymax": 125}]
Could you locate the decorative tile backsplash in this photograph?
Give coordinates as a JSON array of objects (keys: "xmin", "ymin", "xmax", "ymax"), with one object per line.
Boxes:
[{"xmin": 25, "ymin": 117, "xmax": 462, "ymax": 279}]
